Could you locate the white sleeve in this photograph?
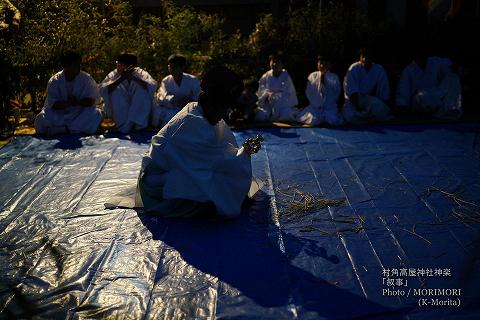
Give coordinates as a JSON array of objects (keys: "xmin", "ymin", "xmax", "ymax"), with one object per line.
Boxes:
[
  {"xmin": 284, "ymin": 72, "xmax": 298, "ymax": 107},
  {"xmin": 191, "ymin": 77, "xmax": 201, "ymax": 101},
  {"xmin": 44, "ymin": 77, "xmax": 61, "ymax": 110},
  {"xmin": 344, "ymin": 65, "xmax": 360, "ymax": 98},
  {"xmin": 305, "ymin": 73, "xmax": 319, "ymax": 106}
]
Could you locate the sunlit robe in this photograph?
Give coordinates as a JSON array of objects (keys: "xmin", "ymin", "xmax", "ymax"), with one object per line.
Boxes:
[
  {"xmin": 151, "ymin": 73, "xmax": 201, "ymax": 128},
  {"xmin": 99, "ymin": 67, "xmax": 157, "ymax": 133},
  {"xmin": 136, "ymin": 102, "xmax": 254, "ymax": 218},
  {"xmin": 34, "ymin": 70, "xmax": 102, "ymax": 135},
  {"xmin": 255, "ymin": 69, "xmax": 298, "ymax": 121},
  {"xmin": 342, "ymin": 62, "xmax": 391, "ymax": 124},
  {"xmin": 296, "ymin": 70, "xmax": 343, "ymax": 126}
]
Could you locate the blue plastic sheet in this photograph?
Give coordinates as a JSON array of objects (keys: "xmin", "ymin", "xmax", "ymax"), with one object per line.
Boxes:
[{"xmin": 1, "ymin": 123, "xmax": 480, "ymax": 319}]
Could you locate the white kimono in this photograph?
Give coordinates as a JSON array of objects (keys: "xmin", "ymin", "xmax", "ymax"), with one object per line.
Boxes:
[
  {"xmin": 296, "ymin": 70, "xmax": 343, "ymax": 126},
  {"xmin": 151, "ymin": 73, "xmax": 201, "ymax": 128},
  {"xmin": 136, "ymin": 102, "xmax": 253, "ymax": 218},
  {"xmin": 35, "ymin": 70, "xmax": 102, "ymax": 135},
  {"xmin": 342, "ymin": 62, "xmax": 391, "ymax": 124},
  {"xmin": 396, "ymin": 57, "xmax": 462, "ymax": 119},
  {"xmin": 99, "ymin": 67, "xmax": 157, "ymax": 133},
  {"xmin": 255, "ymin": 69, "xmax": 298, "ymax": 121}
]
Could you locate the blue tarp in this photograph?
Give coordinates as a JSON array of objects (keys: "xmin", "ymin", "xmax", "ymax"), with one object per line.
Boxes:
[{"xmin": 1, "ymin": 123, "xmax": 480, "ymax": 319}]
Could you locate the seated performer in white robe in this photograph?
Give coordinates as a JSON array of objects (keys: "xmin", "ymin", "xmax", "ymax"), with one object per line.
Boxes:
[
  {"xmin": 136, "ymin": 66, "xmax": 262, "ymax": 218},
  {"xmin": 35, "ymin": 51, "xmax": 102, "ymax": 136},
  {"xmin": 296, "ymin": 55, "xmax": 344, "ymax": 126},
  {"xmin": 255, "ymin": 53, "xmax": 298, "ymax": 121},
  {"xmin": 396, "ymin": 49, "xmax": 462, "ymax": 120},
  {"xmin": 151, "ymin": 54, "xmax": 201, "ymax": 128},
  {"xmin": 342, "ymin": 48, "xmax": 391, "ymax": 125},
  {"xmin": 99, "ymin": 53, "xmax": 157, "ymax": 133}
]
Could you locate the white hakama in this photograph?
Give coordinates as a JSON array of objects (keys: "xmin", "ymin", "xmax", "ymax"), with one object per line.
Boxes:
[
  {"xmin": 136, "ymin": 102, "xmax": 253, "ymax": 218},
  {"xmin": 99, "ymin": 67, "xmax": 157, "ymax": 133},
  {"xmin": 296, "ymin": 71, "xmax": 344, "ymax": 126},
  {"xmin": 342, "ymin": 62, "xmax": 391, "ymax": 124},
  {"xmin": 255, "ymin": 69, "xmax": 298, "ymax": 121},
  {"xmin": 151, "ymin": 73, "xmax": 201, "ymax": 128},
  {"xmin": 34, "ymin": 71, "xmax": 102, "ymax": 135}
]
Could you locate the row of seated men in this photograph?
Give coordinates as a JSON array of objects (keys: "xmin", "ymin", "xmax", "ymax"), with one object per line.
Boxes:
[
  {"xmin": 35, "ymin": 51, "xmax": 197, "ymax": 135},
  {"xmin": 243, "ymin": 49, "xmax": 462, "ymax": 126},
  {"xmin": 34, "ymin": 48, "xmax": 462, "ymax": 136}
]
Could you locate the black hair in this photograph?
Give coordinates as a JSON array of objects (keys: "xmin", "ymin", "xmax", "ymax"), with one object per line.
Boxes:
[
  {"xmin": 60, "ymin": 50, "xmax": 81, "ymax": 67},
  {"xmin": 317, "ymin": 55, "xmax": 333, "ymax": 65},
  {"xmin": 167, "ymin": 54, "xmax": 187, "ymax": 66},
  {"xmin": 200, "ymin": 65, "xmax": 242, "ymax": 106},
  {"xmin": 269, "ymin": 51, "xmax": 285, "ymax": 64},
  {"xmin": 116, "ymin": 53, "xmax": 137, "ymax": 66}
]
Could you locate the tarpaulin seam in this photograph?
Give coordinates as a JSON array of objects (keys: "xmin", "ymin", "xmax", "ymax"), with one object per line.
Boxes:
[
  {"xmin": 263, "ymin": 142, "xmax": 298, "ymax": 318},
  {"xmin": 364, "ymin": 128, "xmax": 468, "ymax": 239},
  {"xmin": 309, "ymin": 135, "xmax": 371, "ymax": 300},
  {"xmin": 364, "ymin": 130, "xmax": 468, "ymax": 288},
  {"xmin": 395, "ymin": 157, "xmax": 467, "ymax": 253},
  {"xmin": 422, "ymin": 144, "xmax": 480, "ymax": 216},
  {"xmin": 263, "ymin": 144, "xmax": 285, "ymax": 255},
  {"xmin": 362, "ymin": 131, "xmax": 454, "ymax": 245},
  {"xmin": 304, "ymin": 130, "xmax": 403, "ymax": 309},
  {"xmin": 305, "ymin": 128, "xmax": 356, "ymax": 148},
  {"xmin": 334, "ymin": 130, "xmax": 420, "ymax": 305},
  {"xmin": 367, "ymin": 132, "xmax": 469, "ymax": 253}
]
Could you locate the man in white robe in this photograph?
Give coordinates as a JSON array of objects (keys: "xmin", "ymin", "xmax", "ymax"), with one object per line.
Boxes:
[
  {"xmin": 342, "ymin": 48, "xmax": 391, "ymax": 125},
  {"xmin": 151, "ymin": 54, "xmax": 201, "ymax": 128},
  {"xmin": 396, "ymin": 50, "xmax": 462, "ymax": 120},
  {"xmin": 99, "ymin": 53, "xmax": 157, "ymax": 133},
  {"xmin": 255, "ymin": 53, "xmax": 298, "ymax": 122},
  {"xmin": 296, "ymin": 56, "xmax": 344, "ymax": 126},
  {"xmin": 136, "ymin": 66, "xmax": 261, "ymax": 218},
  {"xmin": 35, "ymin": 51, "xmax": 102, "ymax": 136}
]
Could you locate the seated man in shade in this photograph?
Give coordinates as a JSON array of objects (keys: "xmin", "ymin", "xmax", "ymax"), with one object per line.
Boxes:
[
  {"xmin": 296, "ymin": 55, "xmax": 344, "ymax": 126},
  {"xmin": 99, "ymin": 53, "xmax": 157, "ymax": 133},
  {"xmin": 395, "ymin": 46, "xmax": 462, "ymax": 120},
  {"xmin": 151, "ymin": 54, "xmax": 201, "ymax": 128},
  {"xmin": 135, "ymin": 66, "xmax": 262, "ymax": 218},
  {"xmin": 35, "ymin": 50, "xmax": 103, "ymax": 136},
  {"xmin": 255, "ymin": 52, "xmax": 298, "ymax": 122},
  {"xmin": 342, "ymin": 47, "xmax": 391, "ymax": 125}
]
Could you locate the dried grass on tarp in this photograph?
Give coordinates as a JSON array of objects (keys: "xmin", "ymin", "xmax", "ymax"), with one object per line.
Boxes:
[
  {"xmin": 274, "ymin": 183, "xmax": 345, "ymax": 221},
  {"xmin": 426, "ymin": 187, "xmax": 480, "ymax": 226}
]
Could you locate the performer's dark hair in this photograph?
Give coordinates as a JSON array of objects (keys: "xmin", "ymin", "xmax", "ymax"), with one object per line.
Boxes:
[
  {"xmin": 60, "ymin": 50, "xmax": 81, "ymax": 67},
  {"xmin": 200, "ymin": 65, "xmax": 242, "ymax": 106},
  {"xmin": 116, "ymin": 53, "xmax": 138, "ymax": 66},
  {"xmin": 269, "ymin": 51, "xmax": 285, "ymax": 64},
  {"xmin": 167, "ymin": 54, "xmax": 187, "ymax": 66}
]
